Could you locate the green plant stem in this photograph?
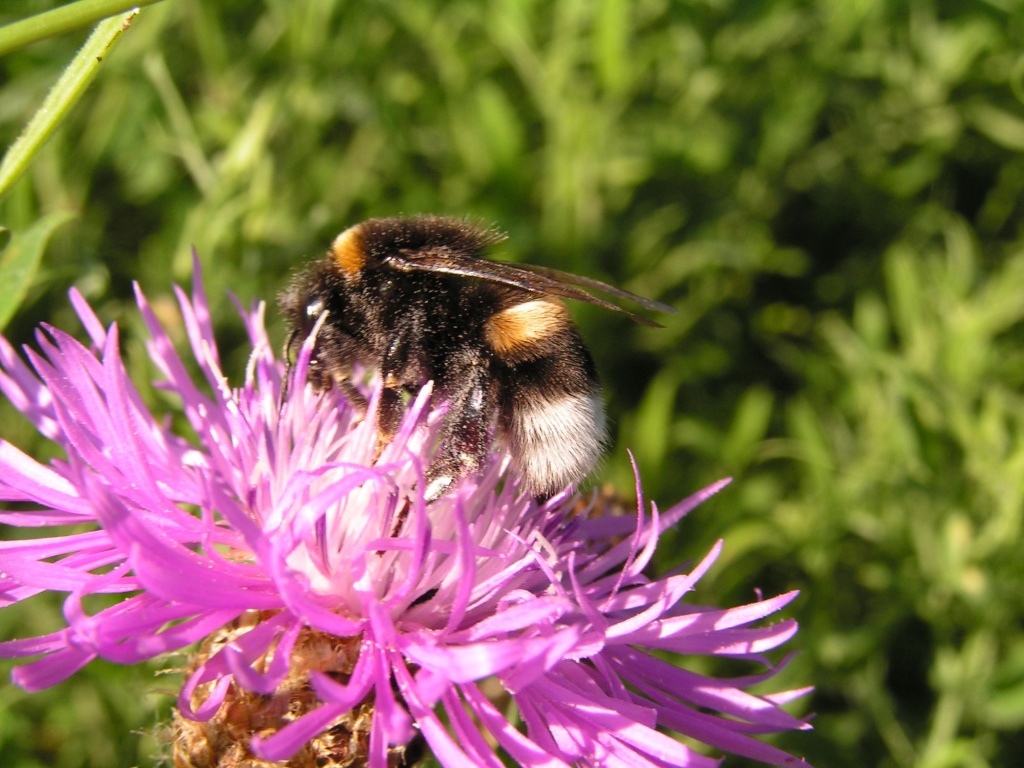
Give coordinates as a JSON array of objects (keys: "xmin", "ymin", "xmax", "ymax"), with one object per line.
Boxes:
[
  {"xmin": 0, "ymin": 0, "xmax": 163, "ymax": 57},
  {"xmin": 0, "ymin": 10, "xmax": 140, "ymax": 204}
]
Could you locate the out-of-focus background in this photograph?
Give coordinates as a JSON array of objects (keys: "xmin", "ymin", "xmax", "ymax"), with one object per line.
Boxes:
[{"xmin": 2, "ymin": 1, "xmax": 1024, "ymax": 766}]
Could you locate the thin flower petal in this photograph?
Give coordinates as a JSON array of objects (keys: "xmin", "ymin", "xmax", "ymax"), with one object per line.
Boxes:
[{"xmin": 11, "ymin": 645, "xmax": 96, "ymax": 691}]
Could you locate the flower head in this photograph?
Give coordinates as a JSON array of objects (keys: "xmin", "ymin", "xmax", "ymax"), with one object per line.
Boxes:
[{"xmin": 0, "ymin": 264, "xmax": 811, "ymax": 766}]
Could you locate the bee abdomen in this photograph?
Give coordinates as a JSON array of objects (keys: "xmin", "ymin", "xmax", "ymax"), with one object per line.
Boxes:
[
  {"xmin": 492, "ymin": 306, "xmax": 606, "ymax": 497},
  {"xmin": 503, "ymin": 388, "xmax": 606, "ymax": 498},
  {"xmin": 484, "ymin": 298, "xmax": 573, "ymax": 363}
]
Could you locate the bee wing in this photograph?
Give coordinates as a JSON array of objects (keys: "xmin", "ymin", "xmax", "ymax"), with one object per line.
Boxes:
[
  {"xmin": 387, "ymin": 250, "xmax": 672, "ymax": 328},
  {"xmin": 508, "ymin": 262, "xmax": 676, "ymax": 315}
]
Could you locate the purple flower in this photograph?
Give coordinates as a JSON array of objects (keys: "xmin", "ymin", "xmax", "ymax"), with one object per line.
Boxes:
[{"xmin": 0, "ymin": 265, "xmax": 811, "ymax": 767}]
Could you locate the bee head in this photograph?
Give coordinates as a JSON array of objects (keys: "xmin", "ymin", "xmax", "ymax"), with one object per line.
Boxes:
[{"xmin": 279, "ymin": 262, "xmax": 359, "ymax": 390}]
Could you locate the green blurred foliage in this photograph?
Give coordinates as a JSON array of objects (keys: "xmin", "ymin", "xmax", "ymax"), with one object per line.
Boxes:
[{"xmin": 2, "ymin": 0, "xmax": 1024, "ymax": 766}]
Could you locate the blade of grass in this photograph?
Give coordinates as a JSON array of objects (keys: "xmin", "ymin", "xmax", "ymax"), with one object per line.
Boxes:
[
  {"xmin": 0, "ymin": 9, "xmax": 140, "ymax": 205},
  {"xmin": 0, "ymin": 0, "xmax": 162, "ymax": 57}
]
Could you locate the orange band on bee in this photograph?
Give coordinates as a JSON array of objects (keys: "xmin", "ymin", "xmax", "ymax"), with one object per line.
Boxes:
[
  {"xmin": 331, "ymin": 224, "xmax": 367, "ymax": 277},
  {"xmin": 485, "ymin": 298, "xmax": 571, "ymax": 355}
]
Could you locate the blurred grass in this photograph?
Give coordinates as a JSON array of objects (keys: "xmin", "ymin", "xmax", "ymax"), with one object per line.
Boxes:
[{"xmin": 2, "ymin": 0, "xmax": 1024, "ymax": 766}]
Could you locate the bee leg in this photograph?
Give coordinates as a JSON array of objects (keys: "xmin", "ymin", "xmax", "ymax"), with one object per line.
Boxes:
[
  {"xmin": 374, "ymin": 332, "xmax": 415, "ymax": 463},
  {"xmin": 278, "ymin": 329, "xmax": 302, "ymax": 405},
  {"xmin": 373, "ymin": 383, "xmax": 405, "ymax": 463},
  {"xmin": 335, "ymin": 378, "xmax": 368, "ymax": 421},
  {"xmin": 424, "ymin": 364, "xmax": 496, "ymax": 501}
]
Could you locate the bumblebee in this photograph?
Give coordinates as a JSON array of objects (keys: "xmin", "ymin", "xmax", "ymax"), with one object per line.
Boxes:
[{"xmin": 280, "ymin": 215, "xmax": 672, "ymax": 501}]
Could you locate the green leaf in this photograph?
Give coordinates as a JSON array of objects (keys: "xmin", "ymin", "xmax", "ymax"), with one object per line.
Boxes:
[{"xmin": 0, "ymin": 212, "xmax": 76, "ymax": 331}]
